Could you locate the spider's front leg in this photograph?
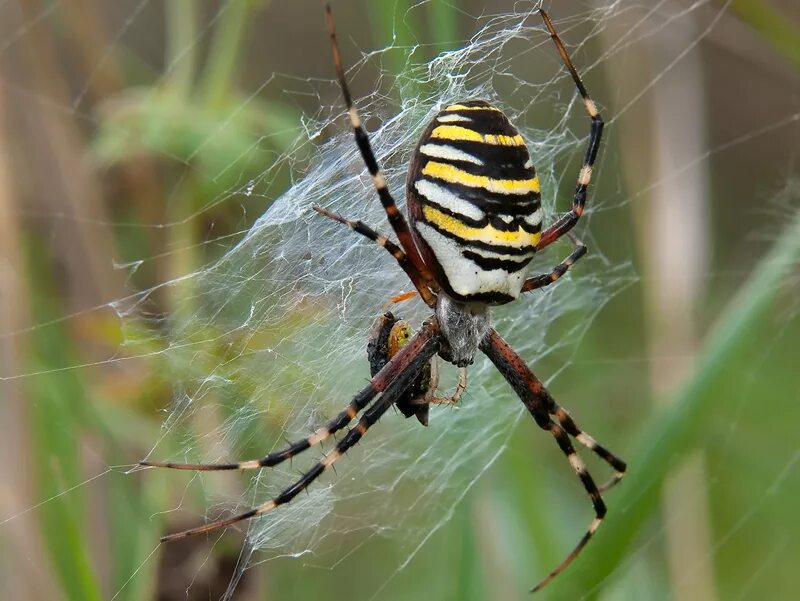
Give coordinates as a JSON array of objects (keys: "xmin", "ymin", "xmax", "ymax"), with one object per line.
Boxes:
[
  {"xmin": 536, "ymin": 9, "xmax": 604, "ymax": 252},
  {"xmin": 480, "ymin": 328, "xmax": 626, "ymax": 592}
]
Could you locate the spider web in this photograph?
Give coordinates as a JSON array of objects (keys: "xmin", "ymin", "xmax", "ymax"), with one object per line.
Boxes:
[
  {"xmin": 1, "ymin": 0, "xmax": 799, "ymax": 600},
  {"xmin": 129, "ymin": 1, "xmax": 632, "ymax": 592}
]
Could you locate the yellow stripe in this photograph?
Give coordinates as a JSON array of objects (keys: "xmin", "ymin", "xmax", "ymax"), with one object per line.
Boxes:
[
  {"xmin": 431, "ymin": 125, "xmax": 524, "ymax": 147},
  {"xmin": 422, "ymin": 161, "xmax": 539, "ymax": 195},
  {"xmin": 422, "ymin": 205, "xmax": 541, "ymax": 247},
  {"xmin": 445, "ymin": 104, "xmax": 501, "ymax": 112}
]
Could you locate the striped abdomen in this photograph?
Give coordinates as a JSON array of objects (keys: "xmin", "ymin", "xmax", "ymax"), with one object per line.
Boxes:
[{"xmin": 406, "ymin": 100, "xmax": 542, "ymax": 304}]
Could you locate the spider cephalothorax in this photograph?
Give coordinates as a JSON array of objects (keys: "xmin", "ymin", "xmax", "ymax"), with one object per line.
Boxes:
[{"xmin": 142, "ymin": 5, "xmax": 626, "ymax": 594}]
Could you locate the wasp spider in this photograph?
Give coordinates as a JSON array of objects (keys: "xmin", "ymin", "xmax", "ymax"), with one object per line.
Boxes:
[{"xmin": 141, "ymin": 5, "xmax": 627, "ymax": 592}]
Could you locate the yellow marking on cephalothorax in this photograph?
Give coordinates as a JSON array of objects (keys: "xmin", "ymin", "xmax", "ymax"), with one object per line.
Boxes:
[
  {"xmin": 445, "ymin": 104, "xmax": 501, "ymax": 112},
  {"xmin": 422, "ymin": 161, "xmax": 539, "ymax": 195},
  {"xmin": 422, "ymin": 205, "xmax": 541, "ymax": 247},
  {"xmin": 430, "ymin": 125, "xmax": 524, "ymax": 147}
]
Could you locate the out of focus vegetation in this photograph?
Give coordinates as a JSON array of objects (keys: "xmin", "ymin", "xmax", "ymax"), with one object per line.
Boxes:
[{"xmin": 0, "ymin": 1, "xmax": 798, "ymax": 600}]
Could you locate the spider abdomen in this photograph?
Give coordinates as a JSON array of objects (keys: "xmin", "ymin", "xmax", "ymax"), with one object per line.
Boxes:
[{"xmin": 406, "ymin": 100, "xmax": 542, "ymax": 305}]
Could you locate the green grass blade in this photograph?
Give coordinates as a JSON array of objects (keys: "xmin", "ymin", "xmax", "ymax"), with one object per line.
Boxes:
[{"xmin": 553, "ymin": 208, "xmax": 800, "ymax": 598}]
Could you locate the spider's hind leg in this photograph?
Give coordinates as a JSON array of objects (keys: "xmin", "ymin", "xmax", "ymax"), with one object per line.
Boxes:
[
  {"xmin": 550, "ymin": 403, "xmax": 626, "ymax": 492},
  {"xmin": 480, "ymin": 328, "xmax": 626, "ymax": 592}
]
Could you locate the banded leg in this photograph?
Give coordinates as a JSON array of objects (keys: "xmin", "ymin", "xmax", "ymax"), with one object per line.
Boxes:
[
  {"xmin": 325, "ymin": 4, "xmax": 435, "ymax": 291},
  {"xmin": 160, "ymin": 326, "xmax": 440, "ymax": 542},
  {"xmin": 313, "ymin": 206, "xmax": 436, "ymax": 306},
  {"xmin": 534, "ymin": 418, "xmax": 605, "ymax": 592},
  {"xmin": 141, "ymin": 319, "xmax": 441, "ymax": 473},
  {"xmin": 536, "ymin": 9, "xmax": 604, "ymax": 251},
  {"xmin": 480, "ymin": 328, "xmax": 623, "ymax": 592},
  {"xmin": 551, "ymin": 403, "xmax": 626, "ymax": 493},
  {"xmin": 522, "ymin": 234, "xmax": 587, "ymax": 293}
]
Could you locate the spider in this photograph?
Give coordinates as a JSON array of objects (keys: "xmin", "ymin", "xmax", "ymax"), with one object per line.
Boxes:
[{"xmin": 140, "ymin": 5, "xmax": 627, "ymax": 592}]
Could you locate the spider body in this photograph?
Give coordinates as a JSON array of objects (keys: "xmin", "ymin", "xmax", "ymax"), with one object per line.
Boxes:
[
  {"xmin": 407, "ymin": 100, "xmax": 542, "ymax": 305},
  {"xmin": 142, "ymin": 6, "xmax": 626, "ymax": 594}
]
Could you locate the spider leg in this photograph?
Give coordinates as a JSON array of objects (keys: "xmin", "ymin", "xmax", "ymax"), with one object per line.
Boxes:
[
  {"xmin": 550, "ymin": 403, "xmax": 626, "ymax": 493},
  {"xmin": 325, "ymin": 4, "xmax": 436, "ymax": 296},
  {"xmin": 536, "ymin": 10, "xmax": 603, "ymax": 251},
  {"xmin": 140, "ymin": 319, "xmax": 441, "ymax": 473},
  {"xmin": 160, "ymin": 323, "xmax": 441, "ymax": 542},
  {"xmin": 425, "ymin": 365, "xmax": 467, "ymax": 406},
  {"xmin": 480, "ymin": 328, "xmax": 624, "ymax": 592},
  {"xmin": 313, "ymin": 206, "xmax": 436, "ymax": 306},
  {"xmin": 522, "ymin": 234, "xmax": 587, "ymax": 293}
]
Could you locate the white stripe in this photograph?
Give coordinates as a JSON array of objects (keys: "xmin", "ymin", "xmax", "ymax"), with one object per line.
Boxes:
[
  {"xmin": 568, "ymin": 452, "xmax": 587, "ymax": 474},
  {"xmin": 524, "ymin": 207, "xmax": 543, "ymax": 227},
  {"xmin": 437, "ymin": 113, "xmax": 472, "ymax": 123},
  {"xmin": 414, "ymin": 179, "xmax": 485, "ymax": 221},
  {"xmin": 415, "ymin": 223, "xmax": 527, "ymax": 298},
  {"xmin": 524, "ymin": 158, "xmax": 533, "ymax": 169},
  {"xmin": 420, "ymin": 143, "xmax": 483, "ymax": 165}
]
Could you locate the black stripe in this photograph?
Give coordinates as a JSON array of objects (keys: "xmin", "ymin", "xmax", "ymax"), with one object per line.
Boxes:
[
  {"xmin": 446, "ymin": 99, "xmax": 493, "ymax": 108},
  {"xmin": 452, "ymin": 289, "xmax": 516, "ymax": 304},
  {"xmin": 487, "ymin": 215, "xmax": 541, "ymax": 233},
  {"xmin": 418, "ymin": 176, "xmax": 541, "ymax": 215},
  {"xmin": 435, "ymin": 109, "xmax": 519, "ymax": 137},
  {"xmin": 424, "ymin": 204, "xmax": 539, "ymax": 236},
  {"xmin": 420, "ymin": 197, "xmax": 486, "ymax": 228},
  {"xmin": 518, "ymin": 220, "xmax": 542, "ymax": 234},
  {"xmin": 422, "ymin": 154, "xmax": 534, "ymax": 181},
  {"xmin": 420, "ymin": 139, "xmax": 534, "ymax": 178},
  {"xmin": 418, "ymin": 192, "xmax": 540, "ymax": 234},
  {"xmin": 462, "ymin": 250, "xmax": 533, "ymax": 272},
  {"xmin": 420, "ymin": 218, "xmax": 537, "ymax": 256}
]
